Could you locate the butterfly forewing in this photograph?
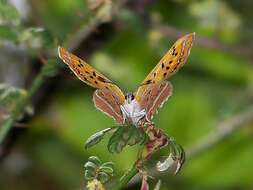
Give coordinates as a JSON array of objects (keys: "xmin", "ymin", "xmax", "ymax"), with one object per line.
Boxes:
[
  {"xmin": 139, "ymin": 81, "xmax": 173, "ymax": 121},
  {"xmin": 58, "ymin": 47, "xmax": 125, "ymax": 104},
  {"xmin": 93, "ymin": 89, "xmax": 124, "ymax": 124},
  {"xmin": 135, "ymin": 33, "xmax": 194, "ymax": 102}
]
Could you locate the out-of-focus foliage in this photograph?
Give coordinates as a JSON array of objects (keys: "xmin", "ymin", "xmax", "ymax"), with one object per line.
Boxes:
[
  {"xmin": 0, "ymin": 83, "xmax": 28, "ymax": 125},
  {"xmin": 0, "ymin": 0, "xmax": 253, "ymax": 190}
]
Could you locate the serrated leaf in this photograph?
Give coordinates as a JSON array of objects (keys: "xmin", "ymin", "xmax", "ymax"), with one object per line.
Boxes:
[
  {"xmin": 88, "ymin": 156, "xmax": 102, "ymax": 166},
  {"xmin": 128, "ymin": 127, "xmax": 145, "ymax": 146},
  {"xmin": 97, "ymin": 171, "xmax": 109, "ymax": 183},
  {"xmin": 85, "ymin": 128, "xmax": 112, "ymax": 149},
  {"xmin": 107, "ymin": 126, "xmax": 146, "ymax": 153},
  {"xmin": 107, "ymin": 127, "xmax": 127, "ymax": 153}
]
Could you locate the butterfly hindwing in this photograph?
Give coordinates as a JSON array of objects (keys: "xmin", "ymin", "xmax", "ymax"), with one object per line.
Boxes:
[
  {"xmin": 135, "ymin": 33, "xmax": 194, "ymax": 102},
  {"xmin": 139, "ymin": 81, "xmax": 173, "ymax": 121},
  {"xmin": 58, "ymin": 47, "xmax": 125, "ymax": 104},
  {"xmin": 93, "ymin": 89, "xmax": 124, "ymax": 124}
]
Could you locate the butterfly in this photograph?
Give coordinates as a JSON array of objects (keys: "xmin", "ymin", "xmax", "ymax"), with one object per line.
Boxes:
[{"xmin": 58, "ymin": 33, "xmax": 195, "ymax": 126}]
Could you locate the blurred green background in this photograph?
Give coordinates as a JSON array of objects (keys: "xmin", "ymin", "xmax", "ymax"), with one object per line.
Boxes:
[{"xmin": 0, "ymin": 0, "xmax": 253, "ymax": 189}]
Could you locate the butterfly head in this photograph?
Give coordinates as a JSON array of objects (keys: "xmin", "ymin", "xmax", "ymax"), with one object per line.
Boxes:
[{"xmin": 125, "ymin": 92, "xmax": 135, "ymax": 104}]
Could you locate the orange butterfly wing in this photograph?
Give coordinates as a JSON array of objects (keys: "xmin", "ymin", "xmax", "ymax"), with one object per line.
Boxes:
[
  {"xmin": 58, "ymin": 47, "xmax": 125, "ymax": 104},
  {"xmin": 135, "ymin": 33, "xmax": 195, "ymax": 102}
]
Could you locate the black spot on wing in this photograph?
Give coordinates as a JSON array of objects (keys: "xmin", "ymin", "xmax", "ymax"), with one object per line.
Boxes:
[
  {"xmin": 145, "ymin": 80, "xmax": 153, "ymax": 85},
  {"xmin": 161, "ymin": 62, "xmax": 165, "ymax": 69},
  {"xmin": 97, "ymin": 76, "xmax": 107, "ymax": 83}
]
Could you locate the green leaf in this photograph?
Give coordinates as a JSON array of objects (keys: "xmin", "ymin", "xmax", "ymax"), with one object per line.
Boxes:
[
  {"xmin": 0, "ymin": 84, "xmax": 28, "ymax": 124},
  {"xmin": 19, "ymin": 27, "xmax": 55, "ymax": 49},
  {"xmin": 84, "ymin": 161, "xmax": 98, "ymax": 171},
  {"xmin": 99, "ymin": 166, "xmax": 113, "ymax": 174},
  {"xmin": 84, "ymin": 170, "xmax": 95, "ymax": 180},
  {"xmin": 97, "ymin": 171, "xmax": 109, "ymax": 183},
  {"xmin": 100, "ymin": 161, "xmax": 114, "ymax": 168},
  {"xmin": 156, "ymin": 140, "xmax": 185, "ymax": 175},
  {"xmin": 169, "ymin": 140, "xmax": 185, "ymax": 165},
  {"xmin": 107, "ymin": 126, "xmax": 146, "ymax": 153},
  {"xmin": 88, "ymin": 156, "xmax": 102, "ymax": 166},
  {"xmin": 156, "ymin": 153, "xmax": 175, "ymax": 172},
  {"xmin": 127, "ymin": 127, "xmax": 146, "ymax": 146},
  {"xmin": 84, "ymin": 156, "xmax": 114, "ymax": 184},
  {"xmin": 85, "ymin": 128, "xmax": 112, "ymax": 149},
  {"xmin": 0, "ymin": 83, "xmax": 26, "ymax": 110},
  {"xmin": 107, "ymin": 127, "xmax": 127, "ymax": 153}
]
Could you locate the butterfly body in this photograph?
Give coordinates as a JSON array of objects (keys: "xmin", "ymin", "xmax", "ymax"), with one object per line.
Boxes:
[
  {"xmin": 58, "ymin": 33, "xmax": 195, "ymax": 127},
  {"xmin": 120, "ymin": 93, "xmax": 146, "ymax": 126}
]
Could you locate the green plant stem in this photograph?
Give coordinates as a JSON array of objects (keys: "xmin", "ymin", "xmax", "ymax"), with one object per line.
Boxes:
[
  {"xmin": 114, "ymin": 162, "xmax": 138, "ymax": 190},
  {"xmin": 114, "ymin": 144, "xmax": 144, "ymax": 189},
  {"xmin": 0, "ymin": 68, "xmax": 46, "ymax": 144}
]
